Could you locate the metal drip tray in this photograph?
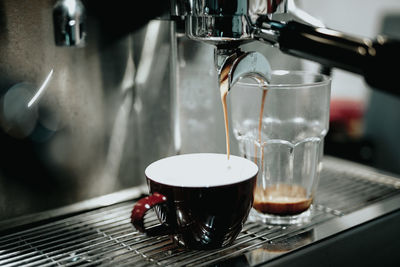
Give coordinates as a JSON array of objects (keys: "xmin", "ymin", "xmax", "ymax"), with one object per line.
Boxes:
[{"xmin": 0, "ymin": 156, "xmax": 400, "ymax": 266}]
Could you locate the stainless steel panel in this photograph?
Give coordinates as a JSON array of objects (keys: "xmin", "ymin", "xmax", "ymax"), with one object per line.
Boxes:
[{"xmin": 0, "ymin": 0, "xmax": 176, "ymax": 220}]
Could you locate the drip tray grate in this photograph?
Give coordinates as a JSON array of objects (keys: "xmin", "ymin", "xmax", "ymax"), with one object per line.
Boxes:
[{"xmin": 0, "ymin": 157, "xmax": 399, "ymax": 266}]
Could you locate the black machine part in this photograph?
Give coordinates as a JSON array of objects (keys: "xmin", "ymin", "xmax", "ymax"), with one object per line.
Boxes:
[{"xmin": 266, "ymin": 20, "xmax": 400, "ymax": 96}]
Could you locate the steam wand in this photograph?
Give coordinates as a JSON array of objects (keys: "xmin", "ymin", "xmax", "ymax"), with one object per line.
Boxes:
[{"xmin": 252, "ymin": 18, "xmax": 400, "ymax": 96}]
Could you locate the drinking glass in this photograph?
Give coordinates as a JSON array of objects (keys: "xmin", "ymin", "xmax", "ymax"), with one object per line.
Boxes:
[{"xmin": 230, "ymin": 70, "xmax": 331, "ymax": 224}]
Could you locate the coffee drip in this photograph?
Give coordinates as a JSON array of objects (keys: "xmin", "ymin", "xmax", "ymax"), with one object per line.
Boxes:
[
  {"xmin": 217, "ymin": 47, "xmax": 270, "ymax": 163},
  {"xmin": 219, "ymin": 63, "xmax": 232, "ymax": 160},
  {"xmin": 220, "ymin": 70, "xmax": 268, "ymax": 162},
  {"xmin": 256, "ymin": 89, "xmax": 268, "ymax": 166},
  {"xmin": 216, "ymin": 48, "xmax": 272, "ymax": 160}
]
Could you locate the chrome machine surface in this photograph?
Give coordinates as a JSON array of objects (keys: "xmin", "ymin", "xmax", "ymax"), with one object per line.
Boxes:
[{"xmin": 0, "ymin": 0, "xmax": 176, "ymax": 219}]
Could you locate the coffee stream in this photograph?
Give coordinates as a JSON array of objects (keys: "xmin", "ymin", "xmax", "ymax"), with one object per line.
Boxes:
[
  {"xmin": 256, "ymin": 89, "xmax": 268, "ymax": 166},
  {"xmin": 220, "ymin": 74, "xmax": 312, "ymax": 216},
  {"xmin": 220, "ymin": 83, "xmax": 230, "ymax": 160},
  {"xmin": 219, "ymin": 64, "xmax": 231, "ymax": 160}
]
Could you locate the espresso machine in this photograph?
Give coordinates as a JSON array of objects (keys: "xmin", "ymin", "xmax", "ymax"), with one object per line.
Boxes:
[
  {"xmin": 0, "ymin": 0, "xmax": 399, "ymax": 266},
  {"xmin": 173, "ymin": 0, "xmax": 400, "ymax": 94}
]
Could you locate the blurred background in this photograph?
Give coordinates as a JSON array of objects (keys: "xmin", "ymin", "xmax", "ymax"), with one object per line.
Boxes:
[
  {"xmin": 0, "ymin": 0, "xmax": 400, "ymax": 221},
  {"xmin": 299, "ymin": 0, "xmax": 400, "ymax": 174}
]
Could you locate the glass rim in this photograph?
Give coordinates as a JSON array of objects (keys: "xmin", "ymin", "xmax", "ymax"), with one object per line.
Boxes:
[{"xmin": 235, "ymin": 70, "xmax": 331, "ymax": 89}]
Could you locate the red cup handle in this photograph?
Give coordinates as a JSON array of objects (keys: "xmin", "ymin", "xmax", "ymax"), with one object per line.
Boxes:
[{"xmin": 131, "ymin": 192, "xmax": 169, "ymax": 235}]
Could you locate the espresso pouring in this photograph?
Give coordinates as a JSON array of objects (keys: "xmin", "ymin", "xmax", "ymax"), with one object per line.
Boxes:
[{"xmin": 220, "ymin": 76, "xmax": 312, "ymax": 216}]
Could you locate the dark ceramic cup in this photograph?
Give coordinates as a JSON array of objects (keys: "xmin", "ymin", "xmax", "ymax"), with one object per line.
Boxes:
[{"xmin": 131, "ymin": 153, "xmax": 258, "ymax": 249}]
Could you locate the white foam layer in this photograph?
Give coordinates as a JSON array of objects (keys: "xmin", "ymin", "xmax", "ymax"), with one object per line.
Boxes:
[{"xmin": 145, "ymin": 153, "xmax": 258, "ymax": 187}]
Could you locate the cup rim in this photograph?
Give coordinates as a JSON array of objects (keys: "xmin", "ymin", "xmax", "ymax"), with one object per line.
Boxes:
[
  {"xmin": 235, "ymin": 70, "xmax": 331, "ymax": 89},
  {"xmin": 145, "ymin": 153, "xmax": 258, "ymax": 188}
]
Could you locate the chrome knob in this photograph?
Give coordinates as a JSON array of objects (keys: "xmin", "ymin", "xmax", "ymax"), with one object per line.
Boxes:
[{"xmin": 53, "ymin": 0, "xmax": 86, "ymax": 46}]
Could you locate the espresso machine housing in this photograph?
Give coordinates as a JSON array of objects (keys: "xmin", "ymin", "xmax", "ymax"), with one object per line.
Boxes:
[
  {"xmin": 0, "ymin": 0, "xmax": 399, "ymax": 266},
  {"xmin": 171, "ymin": 0, "xmax": 400, "ymax": 95},
  {"xmin": 0, "ymin": 0, "xmax": 398, "ymax": 222},
  {"xmin": 0, "ymin": 0, "xmax": 398, "ymax": 224},
  {"xmin": 0, "ymin": 0, "xmax": 177, "ymax": 220}
]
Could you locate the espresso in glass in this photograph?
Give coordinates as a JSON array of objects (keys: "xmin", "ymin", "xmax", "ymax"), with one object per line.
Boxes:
[
  {"xmin": 230, "ymin": 72, "xmax": 331, "ymax": 224},
  {"xmin": 253, "ymin": 184, "xmax": 312, "ymax": 215},
  {"xmin": 131, "ymin": 153, "xmax": 258, "ymax": 249}
]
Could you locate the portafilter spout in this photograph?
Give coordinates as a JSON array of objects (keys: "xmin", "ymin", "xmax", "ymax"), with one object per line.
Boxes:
[{"xmin": 215, "ymin": 46, "xmax": 272, "ymax": 92}]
